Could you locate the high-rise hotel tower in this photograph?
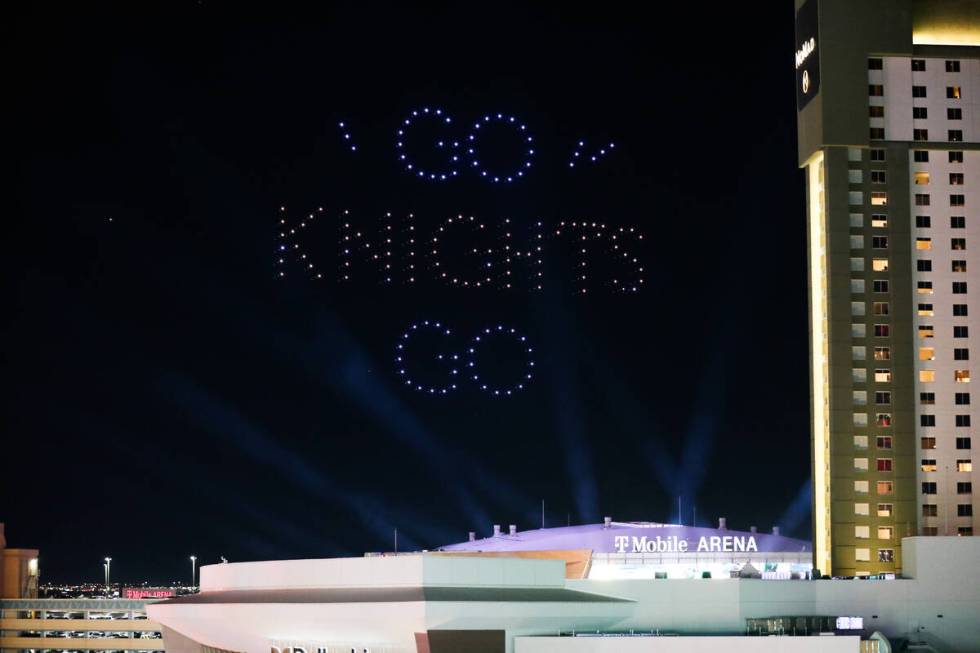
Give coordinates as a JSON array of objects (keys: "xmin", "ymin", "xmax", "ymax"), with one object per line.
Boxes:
[{"xmin": 799, "ymin": 0, "xmax": 980, "ymax": 577}]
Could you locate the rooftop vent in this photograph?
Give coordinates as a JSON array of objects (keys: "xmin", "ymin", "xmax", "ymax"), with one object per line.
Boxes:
[
  {"xmin": 468, "ymin": 531, "xmax": 476, "ymax": 542},
  {"xmin": 509, "ymin": 524, "xmax": 517, "ymax": 536},
  {"xmin": 773, "ymin": 526, "xmax": 781, "ymax": 536},
  {"xmin": 718, "ymin": 517, "xmax": 727, "ymax": 530},
  {"xmin": 750, "ymin": 526, "xmax": 757, "ymax": 533},
  {"xmin": 493, "ymin": 524, "xmax": 501, "ymax": 537},
  {"xmin": 603, "ymin": 516, "xmax": 612, "ymax": 529}
]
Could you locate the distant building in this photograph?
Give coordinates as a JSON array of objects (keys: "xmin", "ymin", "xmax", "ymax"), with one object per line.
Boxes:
[
  {"xmin": 797, "ymin": 0, "xmax": 980, "ymax": 577},
  {"xmin": 0, "ymin": 524, "xmax": 39, "ymax": 600}
]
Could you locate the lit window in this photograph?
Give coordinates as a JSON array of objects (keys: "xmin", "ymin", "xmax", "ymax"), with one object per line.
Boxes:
[
  {"xmin": 876, "ymin": 413, "xmax": 892, "ymax": 427},
  {"xmin": 853, "ymin": 323, "xmax": 867, "ymax": 337},
  {"xmin": 853, "ymin": 390, "xmax": 868, "ymax": 405},
  {"xmin": 855, "ymin": 548, "xmax": 871, "ymax": 562},
  {"xmin": 872, "ymin": 215, "xmax": 888, "ymax": 228},
  {"xmin": 855, "ymin": 457, "xmax": 870, "ymax": 471},
  {"xmin": 855, "ymin": 525, "xmax": 871, "ymax": 538},
  {"xmin": 922, "ymin": 459, "xmax": 937, "ymax": 472},
  {"xmin": 854, "ymin": 412, "xmax": 869, "ymax": 426},
  {"xmin": 920, "ymin": 324, "xmax": 935, "ymax": 338},
  {"xmin": 914, "ymin": 171, "xmax": 930, "ymax": 185},
  {"xmin": 918, "ymin": 303, "xmax": 934, "ymax": 316},
  {"xmin": 955, "ymin": 369, "xmax": 971, "ymax": 383},
  {"xmin": 851, "ymin": 257, "xmax": 865, "ymax": 272},
  {"xmin": 854, "ymin": 368, "xmax": 868, "ymax": 383},
  {"xmin": 920, "ymin": 370, "xmax": 936, "ymax": 382},
  {"xmin": 850, "ymin": 213, "xmax": 864, "ymax": 228},
  {"xmin": 855, "ymin": 503, "xmax": 870, "ymax": 516},
  {"xmin": 877, "ymin": 503, "xmax": 893, "ymax": 517},
  {"xmin": 920, "ymin": 347, "xmax": 935, "ymax": 361},
  {"xmin": 950, "ymin": 151, "xmax": 964, "ymax": 163},
  {"xmin": 871, "ymin": 192, "xmax": 888, "ymax": 206},
  {"xmin": 918, "ymin": 281, "xmax": 933, "ymax": 294},
  {"xmin": 872, "ymin": 259, "xmax": 889, "ymax": 272},
  {"xmin": 953, "ymin": 260, "xmax": 967, "ymax": 272},
  {"xmin": 952, "ymin": 238, "xmax": 966, "ymax": 250},
  {"xmin": 853, "ymin": 346, "xmax": 867, "ymax": 360},
  {"xmin": 877, "ymin": 526, "xmax": 893, "ymax": 540},
  {"xmin": 877, "ymin": 458, "xmax": 893, "ymax": 472},
  {"xmin": 851, "ymin": 235, "xmax": 865, "ymax": 249},
  {"xmin": 854, "ymin": 435, "xmax": 869, "ymax": 449},
  {"xmin": 877, "ymin": 481, "xmax": 894, "ymax": 495},
  {"xmin": 922, "ymin": 436, "xmax": 937, "ymax": 450},
  {"xmin": 958, "ymin": 459, "xmax": 973, "ymax": 472},
  {"xmin": 855, "ymin": 480, "xmax": 870, "ymax": 493},
  {"xmin": 879, "ymin": 549, "xmax": 894, "ymax": 563},
  {"xmin": 917, "ymin": 237, "xmax": 932, "ymax": 250},
  {"xmin": 950, "ymin": 173, "xmax": 964, "ymax": 185},
  {"xmin": 875, "ymin": 369, "xmax": 892, "ymax": 382},
  {"xmin": 874, "ymin": 347, "xmax": 891, "ymax": 361},
  {"xmin": 947, "ymin": 86, "xmax": 962, "ymax": 99},
  {"xmin": 852, "ymin": 301, "xmax": 866, "ymax": 317}
]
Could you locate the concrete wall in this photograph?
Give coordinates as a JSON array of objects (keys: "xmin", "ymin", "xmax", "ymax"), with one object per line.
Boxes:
[{"xmin": 515, "ymin": 636, "xmax": 859, "ymax": 653}]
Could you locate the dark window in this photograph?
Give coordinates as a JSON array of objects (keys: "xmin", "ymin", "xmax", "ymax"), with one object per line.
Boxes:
[
  {"xmin": 955, "ymin": 392, "xmax": 971, "ymax": 405},
  {"xmin": 956, "ymin": 414, "xmax": 971, "ymax": 427},
  {"xmin": 917, "ymin": 215, "xmax": 932, "ymax": 228},
  {"xmin": 871, "ymin": 170, "xmax": 887, "ymax": 184},
  {"xmin": 923, "ymin": 482, "xmax": 937, "ymax": 494},
  {"xmin": 958, "ymin": 482, "xmax": 973, "ymax": 494},
  {"xmin": 914, "ymin": 150, "xmax": 929, "ymax": 162},
  {"xmin": 949, "ymin": 129, "xmax": 964, "ymax": 142},
  {"xmin": 912, "ymin": 59, "xmax": 926, "ymax": 71},
  {"xmin": 951, "ymin": 216, "xmax": 966, "ymax": 229},
  {"xmin": 870, "ymin": 127, "xmax": 885, "ymax": 140},
  {"xmin": 869, "ymin": 58, "xmax": 884, "ymax": 70},
  {"xmin": 876, "ymin": 391, "xmax": 891, "ymax": 405},
  {"xmin": 956, "ymin": 437, "xmax": 972, "ymax": 449},
  {"xmin": 950, "ymin": 173, "xmax": 964, "ymax": 185},
  {"xmin": 953, "ymin": 260, "xmax": 968, "ymax": 272},
  {"xmin": 948, "ymin": 107, "xmax": 963, "ymax": 120},
  {"xmin": 954, "ymin": 326, "xmax": 969, "ymax": 338},
  {"xmin": 952, "ymin": 238, "xmax": 966, "ymax": 250},
  {"xmin": 874, "ymin": 324, "xmax": 890, "ymax": 337},
  {"xmin": 921, "ymin": 415, "xmax": 936, "ymax": 427},
  {"xmin": 873, "ymin": 236, "xmax": 889, "ymax": 249},
  {"xmin": 921, "ymin": 392, "xmax": 935, "ymax": 405},
  {"xmin": 916, "ymin": 193, "xmax": 931, "ymax": 206},
  {"xmin": 951, "ymin": 194, "xmax": 965, "ymax": 206},
  {"xmin": 870, "ymin": 84, "xmax": 885, "ymax": 96},
  {"xmin": 955, "ymin": 348, "xmax": 970, "ymax": 361},
  {"xmin": 953, "ymin": 281, "xmax": 968, "ymax": 294},
  {"xmin": 913, "ymin": 106, "xmax": 928, "ymax": 119},
  {"xmin": 923, "ymin": 504, "xmax": 938, "ymax": 517},
  {"xmin": 873, "ymin": 280, "xmax": 889, "ymax": 293},
  {"xmin": 913, "ymin": 85, "xmax": 927, "ymax": 97},
  {"xmin": 950, "ymin": 151, "xmax": 964, "ymax": 163},
  {"xmin": 871, "ymin": 149, "xmax": 886, "ymax": 161},
  {"xmin": 946, "ymin": 60, "xmax": 961, "ymax": 72},
  {"xmin": 953, "ymin": 304, "xmax": 969, "ymax": 316},
  {"xmin": 914, "ymin": 129, "xmax": 929, "ymax": 141},
  {"xmin": 870, "ymin": 105, "xmax": 885, "ymax": 117},
  {"xmin": 958, "ymin": 505, "xmax": 973, "ymax": 517},
  {"xmin": 918, "ymin": 260, "xmax": 933, "ymax": 272}
]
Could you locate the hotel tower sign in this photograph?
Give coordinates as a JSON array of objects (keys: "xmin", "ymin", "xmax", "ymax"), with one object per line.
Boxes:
[{"xmin": 795, "ymin": 0, "xmax": 820, "ymax": 109}]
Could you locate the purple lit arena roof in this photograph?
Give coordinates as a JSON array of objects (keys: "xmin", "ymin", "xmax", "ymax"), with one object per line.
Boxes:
[{"xmin": 439, "ymin": 522, "xmax": 811, "ymax": 555}]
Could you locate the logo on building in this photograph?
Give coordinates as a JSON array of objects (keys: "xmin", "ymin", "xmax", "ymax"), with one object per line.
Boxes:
[
  {"xmin": 612, "ymin": 534, "xmax": 758, "ymax": 553},
  {"xmin": 802, "ymin": 70, "xmax": 810, "ymax": 94}
]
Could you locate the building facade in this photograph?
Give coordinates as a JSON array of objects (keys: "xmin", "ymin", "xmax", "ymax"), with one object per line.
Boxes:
[{"xmin": 799, "ymin": 0, "xmax": 980, "ymax": 577}]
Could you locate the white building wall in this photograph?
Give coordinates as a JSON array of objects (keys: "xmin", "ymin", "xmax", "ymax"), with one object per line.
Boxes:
[{"xmin": 514, "ymin": 636, "xmax": 859, "ymax": 653}]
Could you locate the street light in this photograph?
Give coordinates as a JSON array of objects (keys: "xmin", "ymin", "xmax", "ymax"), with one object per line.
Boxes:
[
  {"xmin": 189, "ymin": 555, "xmax": 197, "ymax": 588},
  {"xmin": 104, "ymin": 557, "xmax": 112, "ymax": 587}
]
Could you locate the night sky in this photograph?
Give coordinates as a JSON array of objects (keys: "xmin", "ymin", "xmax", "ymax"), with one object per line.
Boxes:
[{"xmin": 5, "ymin": 3, "xmax": 809, "ymax": 584}]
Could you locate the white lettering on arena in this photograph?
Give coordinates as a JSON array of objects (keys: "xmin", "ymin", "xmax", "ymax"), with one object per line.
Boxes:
[{"xmin": 613, "ymin": 534, "xmax": 757, "ymax": 553}]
